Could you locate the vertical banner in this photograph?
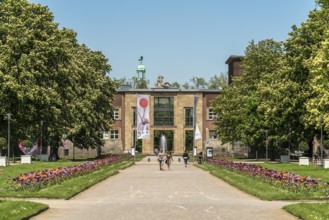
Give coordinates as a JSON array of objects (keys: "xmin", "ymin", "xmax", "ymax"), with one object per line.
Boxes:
[
  {"xmin": 137, "ymin": 95, "xmax": 150, "ymax": 139},
  {"xmin": 194, "ymin": 122, "xmax": 202, "ymax": 140}
]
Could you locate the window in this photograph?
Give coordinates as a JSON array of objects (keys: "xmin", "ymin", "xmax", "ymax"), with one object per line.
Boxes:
[
  {"xmin": 132, "ymin": 107, "xmax": 137, "ymax": 126},
  {"xmin": 154, "ymin": 97, "xmax": 174, "ymax": 126},
  {"xmin": 209, "ymin": 130, "xmax": 217, "ymax": 140},
  {"xmin": 185, "ymin": 108, "xmax": 193, "ymax": 126},
  {"xmin": 64, "ymin": 149, "xmax": 69, "ymax": 156},
  {"xmin": 208, "ymin": 108, "xmax": 217, "ymax": 120},
  {"xmin": 114, "ymin": 109, "xmax": 120, "ymax": 120},
  {"xmin": 103, "ymin": 131, "xmax": 109, "ymax": 140},
  {"xmin": 110, "ymin": 130, "xmax": 119, "ymax": 140}
]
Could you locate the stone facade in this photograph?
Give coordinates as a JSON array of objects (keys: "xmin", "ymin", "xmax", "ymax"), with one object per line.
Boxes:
[{"xmin": 104, "ymin": 88, "xmax": 227, "ymax": 155}]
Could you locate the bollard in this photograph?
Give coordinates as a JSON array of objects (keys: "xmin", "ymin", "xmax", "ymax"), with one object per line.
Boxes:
[
  {"xmin": 178, "ymin": 158, "xmax": 181, "ymax": 162},
  {"xmin": 148, "ymin": 158, "xmax": 150, "ymax": 162}
]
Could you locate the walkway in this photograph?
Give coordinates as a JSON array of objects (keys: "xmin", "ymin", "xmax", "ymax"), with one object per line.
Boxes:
[{"xmin": 30, "ymin": 156, "xmax": 297, "ymax": 220}]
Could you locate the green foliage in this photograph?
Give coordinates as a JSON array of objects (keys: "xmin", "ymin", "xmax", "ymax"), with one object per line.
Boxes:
[
  {"xmin": 22, "ymin": 139, "xmax": 32, "ymax": 148},
  {"xmin": 198, "ymin": 163, "xmax": 326, "ymax": 200},
  {"xmin": 212, "ymin": 39, "xmax": 284, "ymax": 153},
  {"xmin": 0, "ymin": 137, "xmax": 6, "ymax": 150},
  {"xmin": 284, "ymin": 203, "xmax": 329, "ymax": 220},
  {"xmin": 0, "ymin": 160, "xmax": 134, "ymax": 199},
  {"xmin": 323, "ymin": 140, "xmax": 329, "ymax": 149},
  {"xmin": 298, "ymin": 141, "xmax": 309, "ymax": 151},
  {"xmin": 0, "ymin": 0, "xmax": 117, "ymax": 151},
  {"xmin": 0, "ymin": 200, "xmax": 48, "ymax": 220}
]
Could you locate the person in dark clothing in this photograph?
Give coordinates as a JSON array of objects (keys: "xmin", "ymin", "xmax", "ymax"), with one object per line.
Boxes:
[
  {"xmin": 198, "ymin": 151, "xmax": 203, "ymax": 164},
  {"xmin": 182, "ymin": 151, "xmax": 189, "ymax": 167}
]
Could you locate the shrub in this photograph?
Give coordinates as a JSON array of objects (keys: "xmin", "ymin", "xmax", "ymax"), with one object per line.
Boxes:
[
  {"xmin": 323, "ymin": 140, "xmax": 329, "ymax": 149},
  {"xmin": 298, "ymin": 141, "xmax": 309, "ymax": 152}
]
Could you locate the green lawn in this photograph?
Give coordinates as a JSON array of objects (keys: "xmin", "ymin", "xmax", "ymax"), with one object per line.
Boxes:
[
  {"xmin": 283, "ymin": 203, "xmax": 329, "ymax": 220},
  {"xmin": 197, "ymin": 163, "xmax": 329, "ymax": 200},
  {"xmin": 0, "ymin": 200, "xmax": 48, "ymax": 220},
  {"xmin": 0, "ymin": 157, "xmax": 137, "ymax": 219},
  {"xmin": 0, "ymin": 160, "xmax": 134, "ymax": 199},
  {"xmin": 259, "ymin": 162, "xmax": 329, "ymax": 182},
  {"xmin": 198, "ymin": 162, "xmax": 329, "ymax": 219}
]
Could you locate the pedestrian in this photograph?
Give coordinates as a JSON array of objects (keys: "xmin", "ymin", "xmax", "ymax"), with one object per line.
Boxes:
[
  {"xmin": 158, "ymin": 149, "xmax": 164, "ymax": 170},
  {"xmin": 198, "ymin": 151, "xmax": 203, "ymax": 164},
  {"xmin": 183, "ymin": 150, "xmax": 189, "ymax": 167},
  {"xmin": 165, "ymin": 151, "xmax": 173, "ymax": 170}
]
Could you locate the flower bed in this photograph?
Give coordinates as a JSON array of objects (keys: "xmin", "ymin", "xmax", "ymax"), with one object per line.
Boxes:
[
  {"xmin": 208, "ymin": 158, "xmax": 326, "ymax": 192},
  {"xmin": 7, "ymin": 154, "xmax": 132, "ymax": 191}
]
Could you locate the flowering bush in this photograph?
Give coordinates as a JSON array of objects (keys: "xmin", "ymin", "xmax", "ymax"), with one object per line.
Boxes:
[
  {"xmin": 208, "ymin": 158, "xmax": 326, "ymax": 192},
  {"xmin": 7, "ymin": 154, "xmax": 132, "ymax": 191}
]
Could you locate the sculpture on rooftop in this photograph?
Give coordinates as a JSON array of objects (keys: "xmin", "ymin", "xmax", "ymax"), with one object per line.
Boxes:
[{"xmin": 155, "ymin": 75, "xmax": 174, "ymax": 88}]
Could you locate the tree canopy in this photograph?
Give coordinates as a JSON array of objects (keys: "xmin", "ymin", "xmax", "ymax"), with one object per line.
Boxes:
[
  {"xmin": 212, "ymin": 1, "xmax": 329, "ymax": 156},
  {"xmin": 0, "ymin": 0, "xmax": 117, "ymax": 154}
]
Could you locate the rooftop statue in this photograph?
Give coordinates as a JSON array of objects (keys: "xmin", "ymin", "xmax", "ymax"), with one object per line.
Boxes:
[{"xmin": 155, "ymin": 75, "xmax": 174, "ymax": 88}]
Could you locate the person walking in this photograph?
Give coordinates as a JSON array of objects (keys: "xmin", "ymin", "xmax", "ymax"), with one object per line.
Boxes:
[
  {"xmin": 158, "ymin": 149, "xmax": 165, "ymax": 170},
  {"xmin": 165, "ymin": 151, "xmax": 173, "ymax": 170},
  {"xmin": 198, "ymin": 151, "xmax": 203, "ymax": 164},
  {"xmin": 183, "ymin": 151, "xmax": 189, "ymax": 167}
]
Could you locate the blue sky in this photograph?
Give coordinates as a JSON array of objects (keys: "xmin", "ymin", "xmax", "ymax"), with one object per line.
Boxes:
[{"xmin": 29, "ymin": 0, "xmax": 316, "ymax": 86}]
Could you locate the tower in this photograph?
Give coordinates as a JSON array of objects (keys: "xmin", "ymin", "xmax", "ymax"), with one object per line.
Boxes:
[
  {"xmin": 136, "ymin": 56, "xmax": 146, "ymax": 81},
  {"xmin": 136, "ymin": 56, "xmax": 147, "ymax": 88}
]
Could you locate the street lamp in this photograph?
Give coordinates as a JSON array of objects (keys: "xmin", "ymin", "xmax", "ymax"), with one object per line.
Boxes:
[
  {"xmin": 5, "ymin": 113, "xmax": 12, "ymax": 166},
  {"xmin": 320, "ymin": 116, "xmax": 324, "ymax": 163},
  {"xmin": 40, "ymin": 121, "xmax": 43, "ymax": 160},
  {"xmin": 265, "ymin": 130, "xmax": 269, "ymax": 162}
]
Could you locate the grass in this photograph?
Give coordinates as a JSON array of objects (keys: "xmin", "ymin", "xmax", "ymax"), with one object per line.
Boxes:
[
  {"xmin": 0, "ymin": 160, "xmax": 134, "ymax": 199},
  {"xmin": 0, "ymin": 200, "xmax": 48, "ymax": 220},
  {"xmin": 283, "ymin": 203, "xmax": 329, "ymax": 220},
  {"xmin": 197, "ymin": 163, "xmax": 329, "ymax": 200},
  {"xmin": 259, "ymin": 162, "xmax": 329, "ymax": 182}
]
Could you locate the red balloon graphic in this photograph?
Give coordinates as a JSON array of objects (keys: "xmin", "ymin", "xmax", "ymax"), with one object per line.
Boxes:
[{"xmin": 139, "ymin": 98, "xmax": 148, "ymax": 108}]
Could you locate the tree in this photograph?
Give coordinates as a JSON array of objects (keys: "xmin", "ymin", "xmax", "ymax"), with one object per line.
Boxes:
[
  {"xmin": 171, "ymin": 81, "xmax": 181, "ymax": 89},
  {"xmin": 190, "ymin": 76, "xmax": 208, "ymax": 89},
  {"xmin": 208, "ymin": 73, "xmax": 228, "ymax": 89},
  {"xmin": 0, "ymin": 137, "xmax": 6, "ymax": 156},
  {"xmin": 0, "ymin": 0, "xmax": 117, "ymax": 158},
  {"xmin": 182, "ymin": 82, "xmax": 190, "ymax": 89},
  {"xmin": 212, "ymin": 39, "xmax": 284, "ymax": 156}
]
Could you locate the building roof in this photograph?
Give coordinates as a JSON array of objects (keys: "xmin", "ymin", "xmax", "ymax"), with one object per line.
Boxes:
[
  {"xmin": 117, "ymin": 86, "xmax": 220, "ymax": 93},
  {"xmin": 225, "ymin": 55, "xmax": 244, "ymax": 64}
]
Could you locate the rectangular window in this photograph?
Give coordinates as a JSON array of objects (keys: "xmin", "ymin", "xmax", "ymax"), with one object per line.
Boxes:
[
  {"xmin": 209, "ymin": 130, "xmax": 217, "ymax": 140},
  {"xmin": 185, "ymin": 108, "xmax": 193, "ymax": 126},
  {"xmin": 114, "ymin": 109, "xmax": 120, "ymax": 120},
  {"xmin": 208, "ymin": 108, "xmax": 217, "ymax": 120},
  {"xmin": 154, "ymin": 97, "xmax": 174, "ymax": 126},
  {"xmin": 64, "ymin": 149, "xmax": 69, "ymax": 156},
  {"xmin": 103, "ymin": 131, "xmax": 109, "ymax": 140},
  {"xmin": 132, "ymin": 107, "xmax": 137, "ymax": 126},
  {"xmin": 110, "ymin": 130, "xmax": 119, "ymax": 140}
]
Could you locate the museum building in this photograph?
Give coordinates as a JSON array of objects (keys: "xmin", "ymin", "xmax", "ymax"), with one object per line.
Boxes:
[{"xmin": 58, "ymin": 56, "xmax": 243, "ymax": 157}]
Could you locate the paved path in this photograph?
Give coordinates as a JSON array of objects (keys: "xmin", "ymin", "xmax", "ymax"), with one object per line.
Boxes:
[{"xmin": 30, "ymin": 156, "xmax": 297, "ymax": 220}]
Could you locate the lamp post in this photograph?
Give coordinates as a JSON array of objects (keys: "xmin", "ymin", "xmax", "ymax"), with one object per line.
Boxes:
[
  {"xmin": 6, "ymin": 113, "xmax": 12, "ymax": 166},
  {"xmin": 265, "ymin": 130, "xmax": 269, "ymax": 162},
  {"xmin": 62, "ymin": 133, "xmax": 66, "ymax": 158},
  {"xmin": 40, "ymin": 121, "xmax": 43, "ymax": 160},
  {"xmin": 320, "ymin": 116, "xmax": 324, "ymax": 163},
  {"xmin": 193, "ymin": 96, "xmax": 198, "ymax": 164}
]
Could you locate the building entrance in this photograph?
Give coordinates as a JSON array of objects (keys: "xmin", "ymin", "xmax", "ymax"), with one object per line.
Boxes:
[{"xmin": 154, "ymin": 130, "xmax": 174, "ymax": 152}]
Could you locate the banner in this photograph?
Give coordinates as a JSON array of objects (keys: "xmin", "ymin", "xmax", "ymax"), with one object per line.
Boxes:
[
  {"xmin": 137, "ymin": 95, "xmax": 150, "ymax": 139},
  {"xmin": 29, "ymin": 140, "xmax": 40, "ymax": 156},
  {"xmin": 194, "ymin": 122, "xmax": 202, "ymax": 140},
  {"xmin": 18, "ymin": 140, "xmax": 28, "ymax": 154}
]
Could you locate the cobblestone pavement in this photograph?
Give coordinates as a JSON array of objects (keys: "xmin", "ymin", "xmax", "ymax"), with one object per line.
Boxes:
[{"xmin": 30, "ymin": 156, "xmax": 297, "ymax": 220}]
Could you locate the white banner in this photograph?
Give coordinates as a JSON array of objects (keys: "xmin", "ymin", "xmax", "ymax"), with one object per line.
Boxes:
[
  {"xmin": 137, "ymin": 95, "xmax": 150, "ymax": 139},
  {"xmin": 194, "ymin": 122, "xmax": 202, "ymax": 140}
]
